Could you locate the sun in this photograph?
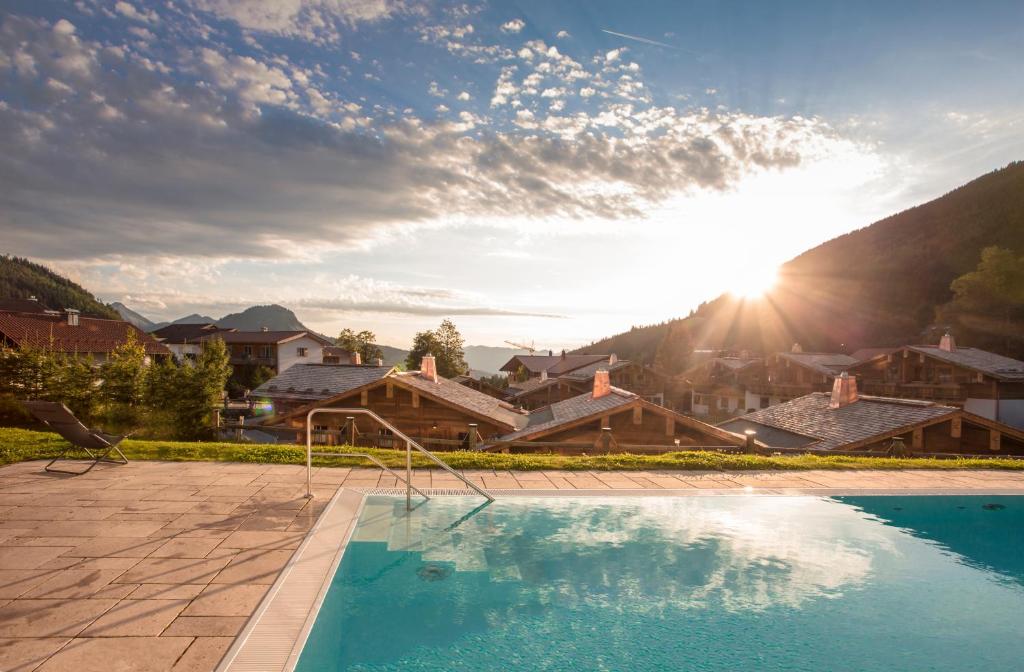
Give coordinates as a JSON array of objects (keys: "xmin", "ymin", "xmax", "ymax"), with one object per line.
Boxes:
[{"xmin": 727, "ymin": 265, "xmax": 778, "ymax": 299}]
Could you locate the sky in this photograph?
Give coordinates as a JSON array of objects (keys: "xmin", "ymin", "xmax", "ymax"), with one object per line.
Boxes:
[{"xmin": 1, "ymin": 0, "xmax": 1022, "ymax": 349}]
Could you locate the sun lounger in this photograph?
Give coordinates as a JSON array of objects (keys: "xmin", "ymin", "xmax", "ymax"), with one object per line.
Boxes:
[{"xmin": 22, "ymin": 401, "xmax": 130, "ymax": 474}]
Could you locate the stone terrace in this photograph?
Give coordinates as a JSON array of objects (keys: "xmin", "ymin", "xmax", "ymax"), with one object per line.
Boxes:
[{"xmin": 1, "ymin": 459, "xmax": 1023, "ymax": 671}]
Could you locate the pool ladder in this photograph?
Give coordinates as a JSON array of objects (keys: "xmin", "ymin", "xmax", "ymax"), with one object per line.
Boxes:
[{"xmin": 304, "ymin": 408, "xmax": 494, "ymax": 509}]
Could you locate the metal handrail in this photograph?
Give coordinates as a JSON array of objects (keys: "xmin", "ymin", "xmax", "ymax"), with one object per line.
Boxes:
[{"xmin": 305, "ymin": 408, "xmax": 494, "ymax": 509}]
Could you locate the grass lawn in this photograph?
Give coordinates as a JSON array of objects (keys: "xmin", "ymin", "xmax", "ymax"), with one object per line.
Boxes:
[{"xmin": 2, "ymin": 427, "xmax": 1023, "ymax": 472}]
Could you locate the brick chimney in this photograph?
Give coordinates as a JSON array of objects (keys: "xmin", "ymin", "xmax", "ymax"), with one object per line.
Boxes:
[
  {"xmin": 791, "ymin": 342, "xmax": 803, "ymax": 353},
  {"xmin": 375, "ymin": 357, "xmax": 384, "ymax": 366},
  {"xmin": 829, "ymin": 372, "xmax": 858, "ymax": 409},
  {"xmin": 540, "ymin": 369, "xmax": 548, "ymax": 382},
  {"xmin": 420, "ymin": 355, "xmax": 438, "ymax": 383},
  {"xmin": 351, "ymin": 352, "xmax": 362, "ymax": 365},
  {"xmin": 65, "ymin": 309, "xmax": 79, "ymax": 327},
  {"xmin": 593, "ymin": 369, "xmax": 611, "ymax": 399},
  {"xmin": 609, "ymin": 353, "xmax": 618, "ymax": 365},
  {"xmin": 939, "ymin": 331, "xmax": 956, "ymax": 352}
]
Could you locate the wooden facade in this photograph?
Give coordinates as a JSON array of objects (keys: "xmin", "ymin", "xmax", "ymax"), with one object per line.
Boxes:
[
  {"xmin": 511, "ymin": 361, "xmax": 669, "ymax": 411},
  {"xmin": 496, "ymin": 397, "xmax": 748, "ymax": 455}
]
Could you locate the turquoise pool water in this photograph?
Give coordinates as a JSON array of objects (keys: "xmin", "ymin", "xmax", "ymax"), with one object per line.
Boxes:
[{"xmin": 297, "ymin": 496, "xmax": 1024, "ymax": 671}]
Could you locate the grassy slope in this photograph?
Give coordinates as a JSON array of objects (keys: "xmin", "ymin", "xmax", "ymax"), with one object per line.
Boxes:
[
  {"xmin": 3, "ymin": 428, "xmax": 1022, "ymax": 472},
  {"xmin": 0, "ymin": 255, "xmax": 121, "ymax": 319}
]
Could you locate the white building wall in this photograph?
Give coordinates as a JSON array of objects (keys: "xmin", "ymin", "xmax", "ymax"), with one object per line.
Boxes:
[{"xmin": 276, "ymin": 336, "xmax": 325, "ymax": 373}]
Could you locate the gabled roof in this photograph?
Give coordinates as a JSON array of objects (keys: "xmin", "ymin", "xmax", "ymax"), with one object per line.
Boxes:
[
  {"xmin": 720, "ymin": 393, "xmax": 957, "ymax": 451},
  {"xmin": 151, "ymin": 323, "xmax": 234, "ymax": 343},
  {"xmin": 252, "ymin": 364, "xmax": 392, "ymax": 402},
  {"xmin": 775, "ymin": 352, "xmax": 859, "ymax": 377},
  {"xmin": 0, "ymin": 298, "xmax": 50, "ymax": 314},
  {"xmin": 265, "ymin": 370, "xmax": 528, "ymax": 431},
  {"xmin": 393, "ymin": 372, "xmax": 527, "ymax": 430},
  {"xmin": 0, "ymin": 310, "xmax": 170, "ymax": 356},
  {"xmin": 499, "ymin": 387, "xmax": 748, "ymax": 446},
  {"xmin": 199, "ymin": 330, "xmax": 331, "ymax": 346},
  {"xmin": 501, "ymin": 387, "xmax": 638, "ymax": 440},
  {"xmin": 558, "ymin": 359, "xmax": 632, "ymax": 381},
  {"xmin": 907, "ymin": 345, "xmax": 1024, "ymax": 382},
  {"xmin": 507, "ymin": 376, "xmax": 560, "ymax": 399},
  {"xmin": 850, "ymin": 347, "xmax": 899, "ymax": 362},
  {"xmin": 499, "ymin": 353, "xmax": 609, "ymax": 375}
]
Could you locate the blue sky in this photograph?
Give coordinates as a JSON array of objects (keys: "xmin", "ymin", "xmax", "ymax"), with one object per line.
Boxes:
[{"xmin": 1, "ymin": 0, "xmax": 1022, "ymax": 348}]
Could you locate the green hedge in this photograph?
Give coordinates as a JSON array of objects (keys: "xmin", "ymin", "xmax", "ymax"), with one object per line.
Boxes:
[{"xmin": 3, "ymin": 427, "xmax": 1024, "ymax": 472}]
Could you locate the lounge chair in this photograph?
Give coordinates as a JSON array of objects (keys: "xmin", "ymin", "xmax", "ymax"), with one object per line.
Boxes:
[{"xmin": 22, "ymin": 401, "xmax": 130, "ymax": 474}]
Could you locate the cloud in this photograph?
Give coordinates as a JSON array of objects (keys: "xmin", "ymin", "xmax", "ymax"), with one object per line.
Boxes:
[
  {"xmin": 189, "ymin": 0, "xmax": 402, "ymax": 42},
  {"xmin": 500, "ymin": 18, "xmax": 525, "ymax": 34},
  {"xmin": 0, "ymin": 14, "xmax": 868, "ymax": 264},
  {"xmin": 556, "ymin": 30, "xmax": 569, "ymax": 39}
]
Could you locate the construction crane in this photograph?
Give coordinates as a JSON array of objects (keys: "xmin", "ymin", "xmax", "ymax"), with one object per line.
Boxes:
[{"xmin": 504, "ymin": 339, "xmax": 537, "ymax": 354}]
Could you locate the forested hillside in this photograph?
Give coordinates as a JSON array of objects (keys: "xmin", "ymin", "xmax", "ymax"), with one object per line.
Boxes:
[
  {"xmin": 578, "ymin": 161, "xmax": 1024, "ymax": 367},
  {"xmin": 0, "ymin": 256, "xmax": 119, "ymax": 319}
]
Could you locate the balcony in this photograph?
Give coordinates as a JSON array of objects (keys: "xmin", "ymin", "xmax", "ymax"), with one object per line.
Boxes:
[{"xmin": 859, "ymin": 382, "xmax": 965, "ymax": 402}]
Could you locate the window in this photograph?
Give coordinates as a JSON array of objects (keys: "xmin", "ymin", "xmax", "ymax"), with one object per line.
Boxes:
[
  {"xmin": 297, "ymin": 347, "xmax": 308, "ymax": 357},
  {"xmin": 259, "ymin": 346, "xmax": 272, "ymax": 359},
  {"xmin": 243, "ymin": 345, "xmax": 253, "ymax": 357}
]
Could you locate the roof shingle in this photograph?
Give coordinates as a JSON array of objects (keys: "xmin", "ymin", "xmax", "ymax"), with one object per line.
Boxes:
[
  {"xmin": 253, "ymin": 364, "xmax": 392, "ymax": 402},
  {"xmin": 721, "ymin": 393, "xmax": 956, "ymax": 451}
]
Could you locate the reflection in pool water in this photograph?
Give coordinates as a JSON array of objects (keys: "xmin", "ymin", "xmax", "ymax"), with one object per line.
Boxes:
[{"xmin": 297, "ymin": 496, "xmax": 1024, "ymax": 672}]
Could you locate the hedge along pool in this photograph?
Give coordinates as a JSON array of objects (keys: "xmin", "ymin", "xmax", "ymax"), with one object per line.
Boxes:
[{"xmin": 296, "ymin": 495, "xmax": 1024, "ymax": 671}]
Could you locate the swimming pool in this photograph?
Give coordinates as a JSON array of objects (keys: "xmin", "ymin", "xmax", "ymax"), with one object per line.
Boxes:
[{"xmin": 296, "ymin": 495, "xmax": 1024, "ymax": 671}]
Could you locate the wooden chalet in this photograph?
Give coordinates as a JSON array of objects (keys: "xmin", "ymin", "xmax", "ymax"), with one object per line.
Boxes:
[
  {"xmin": 847, "ymin": 334, "xmax": 1024, "ymax": 429},
  {"xmin": 261, "ymin": 356, "xmax": 528, "ymax": 448},
  {"xmin": 721, "ymin": 373, "xmax": 1024, "ymax": 455},
  {"xmin": 679, "ymin": 356, "xmax": 763, "ymax": 419},
  {"xmin": 500, "ymin": 352, "xmax": 609, "ymax": 381},
  {"xmin": 490, "ymin": 371, "xmax": 749, "ymax": 455}
]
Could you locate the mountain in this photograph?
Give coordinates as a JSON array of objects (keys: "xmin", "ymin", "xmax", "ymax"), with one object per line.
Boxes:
[
  {"xmin": 578, "ymin": 161, "xmax": 1024, "ymax": 366},
  {"xmin": 171, "ymin": 313, "xmax": 218, "ymax": 325},
  {"xmin": 216, "ymin": 304, "xmax": 306, "ymax": 331},
  {"xmin": 0, "ymin": 255, "xmax": 120, "ymax": 320},
  {"xmin": 111, "ymin": 301, "xmax": 159, "ymax": 330},
  {"xmin": 463, "ymin": 345, "xmax": 529, "ymax": 375}
]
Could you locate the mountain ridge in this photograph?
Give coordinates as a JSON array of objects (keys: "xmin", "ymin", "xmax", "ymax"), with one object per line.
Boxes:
[{"xmin": 576, "ymin": 160, "xmax": 1024, "ymax": 365}]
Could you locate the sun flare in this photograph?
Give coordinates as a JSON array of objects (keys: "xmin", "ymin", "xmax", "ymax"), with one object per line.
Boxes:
[{"xmin": 727, "ymin": 265, "xmax": 779, "ymax": 299}]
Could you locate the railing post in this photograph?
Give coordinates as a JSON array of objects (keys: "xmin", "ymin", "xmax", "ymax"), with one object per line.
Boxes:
[
  {"xmin": 744, "ymin": 430, "xmax": 757, "ymax": 454},
  {"xmin": 306, "ymin": 410, "xmax": 313, "ymax": 499},
  {"xmin": 346, "ymin": 416, "xmax": 355, "ymax": 446},
  {"xmin": 405, "ymin": 440, "xmax": 412, "ymax": 511},
  {"xmin": 468, "ymin": 423, "xmax": 478, "ymax": 450}
]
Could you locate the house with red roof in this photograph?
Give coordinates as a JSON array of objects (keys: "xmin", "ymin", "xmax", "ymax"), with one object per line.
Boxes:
[{"xmin": 0, "ymin": 307, "xmax": 170, "ymax": 363}]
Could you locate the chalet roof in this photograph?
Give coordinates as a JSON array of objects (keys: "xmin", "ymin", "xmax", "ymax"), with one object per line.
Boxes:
[
  {"xmin": 907, "ymin": 345, "xmax": 1024, "ymax": 382},
  {"xmin": 0, "ymin": 310, "xmax": 170, "ymax": 356},
  {"xmin": 712, "ymin": 357, "xmax": 761, "ymax": 371},
  {"xmin": 507, "ymin": 376, "xmax": 559, "ymax": 398},
  {"xmin": 850, "ymin": 347, "xmax": 899, "ymax": 362},
  {"xmin": 151, "ymin": 323, "xmax": 234, "ymax": 343},
  {"xmin": 394, "ymin": 371, "xmax": 528, "ymax": 430},
  {"xmin": 322, "ymin": 346, "xmax": 356, "ymax": 359},
  {"xmin": 198, "ymin": 330, "xmax": 331, "ymax": 346},
  {"xmin": 500, "ymin": 353, "xmax": 609, "ymax": 375},
  {"xmin": 559, "ymin": 359, "xmax": 632, "ymax": 381},
  {"xmin": 501, "ymin": 387, "xmax": 638, "ymax": 440},
  {"xmin": 720, "ymin": 393, "xmax": 956, "ymax": 451},
  {"xmin": 776, "ymin": 352, "xmax": 859, "ymax": 377},
  {"xmin": 252, "ymin": 364, "xmax": 392, "ymax": 402},
  {"xmin": 0, "ymin": 298, "xmax": 51, "ymax": 314}
]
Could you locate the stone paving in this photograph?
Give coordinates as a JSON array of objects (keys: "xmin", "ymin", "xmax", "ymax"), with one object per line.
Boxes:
[{"xmin": 1, "ymin": 459, "xmax": 1023, "ymax": 671}]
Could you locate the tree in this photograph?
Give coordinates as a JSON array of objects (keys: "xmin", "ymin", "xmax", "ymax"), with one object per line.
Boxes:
[
  {"xmin": 100, "ymin": 330, "xmax": 148, "ymax": 430},
  {"xmin": 653, "ymin": 323, "xmax": 694, "ymax": 374},
  {"xmin": 174, "ymin": 337, "xmax": 231, "ymax": 440},
  {"xmin": 433, "ymin": 319, "xmax": 468, "ymax": 377},
  {"xmin": 405, "ymin": 329, "xmax": 439, "ymax": 372},
  {"xmin": 228, "ymin": 363, "xmax": 275, "ymax": 398},
  {"xmin": 405, "ymin": 319, "xmax": 468, "ymax": 378},
  {"xmin": 336, "ymin": 328, "xmax": 383, "ymax": 363},
  {"xmin": 937, "ymin": 246, "xmax": 1024, "ymax": 357}
]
